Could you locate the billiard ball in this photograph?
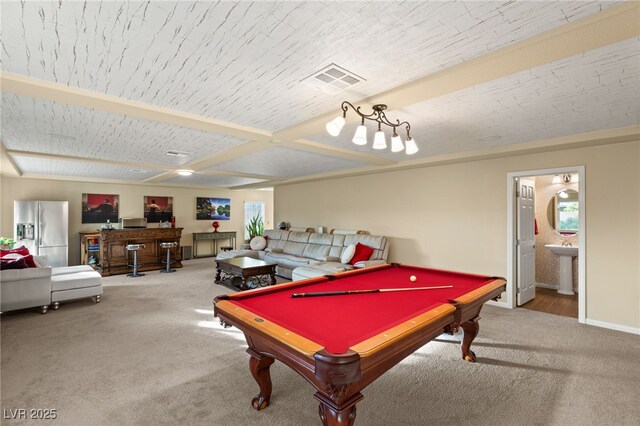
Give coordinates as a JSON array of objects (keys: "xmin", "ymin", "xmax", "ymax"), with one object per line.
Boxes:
[{"xmin": 410, "ymin": 275, "xmax": 417, "ymax": 282}]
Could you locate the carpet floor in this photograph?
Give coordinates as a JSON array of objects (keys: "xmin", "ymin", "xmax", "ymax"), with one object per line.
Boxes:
[{"xmin": 1, "ymin": 258, "xmax": 639, "ymax": 425}]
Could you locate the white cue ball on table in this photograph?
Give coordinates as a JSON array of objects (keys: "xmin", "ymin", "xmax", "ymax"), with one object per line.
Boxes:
[{"xmin": 410, "ymin": 275, "xmax": 417, "ymax": 282}]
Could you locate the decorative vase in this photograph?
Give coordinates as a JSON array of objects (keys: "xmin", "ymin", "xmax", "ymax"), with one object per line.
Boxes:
[{"xmin": 212, "ymin": 221, "xmax": 219, "ymax": 233}]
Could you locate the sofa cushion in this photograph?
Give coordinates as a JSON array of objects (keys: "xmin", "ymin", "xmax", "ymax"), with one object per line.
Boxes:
[
  {"xmin": 250, "ymin": 236, "xmax": 267, "ymax": 250},
  {"xmin": 264, "ymin": 252, "xmax": 311, "ymax": 270},
  {"xmin": 350, "ymin": 242, "xmax": 374, "ymax": 265},
  {"xmin": 0, "ymin": 266, "xmax": 52, "ymax": 282},
  {"xmin": 283, "ymin": 241, "xmax": 307, "ymax": 257},
  {"xmin": 302, "ymin": 243, "xmax": 330, "ymax": 261},
  {"xmin": 341, "ymin": 244, "xmax": 356, "ymax": 264},
  {"xmin": 51, "ymin": 265, "xmax": 96, "ymax": 276},
  {"xmin": 308, "ymin": 233, "xmax": 334, "ymax": 245},
  {"xmin": 215, "ymin": 250, "xmax": 258, "ymax": 261},
  {"xmin": 307, "ymin": 261, "xmax": 354, "ymax": 274},
  {"xmin": 50, "ymin": 271, "xmax": 102, "ymax": 292},
  {"xmin": 288, "ymin": 231, "xmax": 312, "ymax": 243}
]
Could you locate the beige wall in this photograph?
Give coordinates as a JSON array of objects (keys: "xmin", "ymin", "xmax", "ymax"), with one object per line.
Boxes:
[
  {"xmin": 0, "ymin": 178, "xmax": 273, "ymax": 265},
  {"xmin": 275, "ymin": 141, "xmax": 640, "ymax": 329}
]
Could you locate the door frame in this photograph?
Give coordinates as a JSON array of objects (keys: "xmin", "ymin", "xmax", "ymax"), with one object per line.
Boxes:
[{"xmin": 505, "ymin": 166, "xmax": 586, "ymax": 323}]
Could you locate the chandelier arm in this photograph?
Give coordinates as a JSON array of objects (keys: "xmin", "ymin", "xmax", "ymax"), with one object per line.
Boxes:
[
  {"xmin": 341, "ymin": 101, "xmax": 378, "ymax": 119},
  {"xmin": 337, "ymin": 100, "xmax": 414, "ymax": 140}
]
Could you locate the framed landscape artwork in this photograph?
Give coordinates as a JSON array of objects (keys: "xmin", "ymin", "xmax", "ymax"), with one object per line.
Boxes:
[
  {"xmin": 196, "ymin": 197, "xmax": 230, "ymax": 220},
  {"xmin": 82, "ymin": 193, "xmax": 119, "ymax": 224},
  {"xmin": 143, "ymin": 196, "xmax": 173, "ymax": 223}
]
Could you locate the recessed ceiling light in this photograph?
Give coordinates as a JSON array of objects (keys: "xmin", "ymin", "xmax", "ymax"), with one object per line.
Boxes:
[
  {"xmin": 176, "ymin": 169, "xmax": 194, "ymax": 176},
  {"xmin": 166, "ymin": 150, "xmax": 193, "ymax": 157},
  {"xmin": 129, "ymin": 169, "xmax": 149, "ymax": 174}
]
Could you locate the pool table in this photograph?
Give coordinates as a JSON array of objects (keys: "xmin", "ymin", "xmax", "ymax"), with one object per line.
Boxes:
[{"xmin": 213, "ymin": 263, "xmax": 506, "ymax": 425}]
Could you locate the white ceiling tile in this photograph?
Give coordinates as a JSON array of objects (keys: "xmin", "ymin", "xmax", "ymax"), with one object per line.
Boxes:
[
  {"xmin": 1, "ymin": 94, "xmax": 247, "ymax": 166},
  {"xmin": 309, "ymin": 37, "xmax": 640, "ymax": 159},
  {"xmin": 208, "ymin": 146, "xmax": 368, "ymax": 178},
  {"xmin": 11, "ymin": 155, "xmax": 164, "ymax": 181},
  {"xmin": 1, "ymin": 1, "xmax": 622, "ymax": 131}
]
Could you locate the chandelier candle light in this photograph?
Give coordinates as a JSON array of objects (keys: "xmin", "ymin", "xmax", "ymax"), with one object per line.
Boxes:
[{"xmin": 326, "ymin": 101, "xmax": 418, "ymax": 155}]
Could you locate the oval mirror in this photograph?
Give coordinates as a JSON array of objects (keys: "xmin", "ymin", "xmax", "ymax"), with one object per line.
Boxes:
[{"xmin": 547, "ymin": 189, "xmax": 579, "ymax": 235}]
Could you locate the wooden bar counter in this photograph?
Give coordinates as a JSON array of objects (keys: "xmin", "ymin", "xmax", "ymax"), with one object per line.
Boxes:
[{"xmin": 99, "ymin": 228, "xmax": 183, "ymax": 276}]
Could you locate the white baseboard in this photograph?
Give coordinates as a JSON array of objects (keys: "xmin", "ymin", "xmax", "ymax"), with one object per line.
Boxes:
[{"xmin": 585, "ymin": 318, "xmax": 640, "ymax": 335}]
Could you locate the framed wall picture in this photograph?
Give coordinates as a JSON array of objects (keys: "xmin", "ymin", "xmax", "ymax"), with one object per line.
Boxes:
[
  {"xmin": 143, "ymin": 196, "xmax": 173, "ymax": 223},
  {"xmin": 196, "ymin": 197, "xmax": 230, "ymax": 220},
  {"xmin": 82, "ymin": 193, "xmax": 119, "ymax": 224}
]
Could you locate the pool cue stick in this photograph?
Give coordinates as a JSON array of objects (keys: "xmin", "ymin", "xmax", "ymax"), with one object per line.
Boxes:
[{"xmin": 291, "ymin": 285, "xmax": 453, "ymax": 298}]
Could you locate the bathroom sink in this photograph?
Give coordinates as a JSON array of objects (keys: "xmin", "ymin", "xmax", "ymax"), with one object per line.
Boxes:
[
  {"xmin": 545, "ymin": 244, "xmax": 578, "ymax": 257},
  {"xmin": 545, "ymin": 244, "xmax": 578, "ymax": 295}
]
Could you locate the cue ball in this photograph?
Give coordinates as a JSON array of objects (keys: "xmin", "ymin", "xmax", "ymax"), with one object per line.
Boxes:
[{"xmin": 410, "ymin": 275, "xmax": 417, "ymax": 282}]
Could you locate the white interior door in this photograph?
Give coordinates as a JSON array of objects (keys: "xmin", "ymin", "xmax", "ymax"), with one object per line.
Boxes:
[{"xmin": 517, "ymin": 178, "xmax": 536, "ymax": 305}]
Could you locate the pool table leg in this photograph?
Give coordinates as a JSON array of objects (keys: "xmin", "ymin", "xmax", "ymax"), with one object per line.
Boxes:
[
  {"xmin": 248, "ymin": 349, "xmax": 275, "ymax": 410},
  {"xmin": 316, "ymin": 391, "xmax": 361, "ymax": 426},
  {"xmin": 460, "ymin": 316, "xmax": 480, "ymax": 362}
]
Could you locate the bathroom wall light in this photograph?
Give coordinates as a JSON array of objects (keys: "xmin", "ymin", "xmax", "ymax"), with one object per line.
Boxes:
[
  {"xmin": 176, "ymin": 169, "xmax": 194, "ymax": 176},
  {"xmin": 552, "ymin": 173, "xmax": 577, "ymax": 184}
]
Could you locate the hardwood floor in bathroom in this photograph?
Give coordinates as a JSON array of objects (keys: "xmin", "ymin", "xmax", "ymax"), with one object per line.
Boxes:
[{"xmin": 521, "ymin": 287, "xmax": 578, "ymax": 318}]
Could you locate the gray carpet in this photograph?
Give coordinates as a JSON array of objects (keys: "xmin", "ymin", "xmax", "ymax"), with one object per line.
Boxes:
[{"xmin": 1, "ymin": 258, "xmax": 639, "ymax": 425}]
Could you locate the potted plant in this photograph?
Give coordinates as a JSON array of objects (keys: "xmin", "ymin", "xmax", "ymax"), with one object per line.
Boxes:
[
  {"xmin": 246, "ymin": 214, "xmax": 265, "ymax": 240},
  {"xmin": 0, "ymin": 237, "xmax": 16, "ymax": 250}
]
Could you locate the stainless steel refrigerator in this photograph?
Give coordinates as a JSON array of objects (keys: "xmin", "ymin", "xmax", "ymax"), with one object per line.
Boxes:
[{"xmin": 14, "ymin": 201, "xmax": 69, "ymax": 267}]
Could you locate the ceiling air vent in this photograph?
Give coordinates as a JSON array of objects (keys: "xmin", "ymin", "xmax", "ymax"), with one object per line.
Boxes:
[{"xmin": 301, "ymin": 63, "xmax": 365, "ymax": 94}]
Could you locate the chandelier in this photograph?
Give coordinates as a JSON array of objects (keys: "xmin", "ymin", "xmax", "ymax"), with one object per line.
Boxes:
[{"xmin": 326, "ymin": 101, "xmax": 418, "ymax": 155}]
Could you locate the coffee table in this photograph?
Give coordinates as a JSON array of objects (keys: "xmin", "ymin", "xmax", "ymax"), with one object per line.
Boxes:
[{"xmin": 215, "ymin": 257, "xmax": 277, "ymax": 291}]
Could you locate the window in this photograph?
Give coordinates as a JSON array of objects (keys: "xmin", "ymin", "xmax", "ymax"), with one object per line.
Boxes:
[{"xmin": 244, "ymin": 201, "xmax": 265, "ymax": 240}]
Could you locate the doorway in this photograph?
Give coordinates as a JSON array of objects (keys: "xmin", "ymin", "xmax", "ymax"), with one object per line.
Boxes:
[{"xmin": 506, "ymin": 167, "xmax": 585, "ymax": 323}]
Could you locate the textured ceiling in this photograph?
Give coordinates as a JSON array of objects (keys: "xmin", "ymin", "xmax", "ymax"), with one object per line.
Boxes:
[{"xmin": 1, "ymin": 0, "xmax": 638, "ymax": 188}]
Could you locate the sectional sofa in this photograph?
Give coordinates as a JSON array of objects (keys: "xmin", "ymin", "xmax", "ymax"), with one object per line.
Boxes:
[
  {"xmin": 0, "ymin": 254, "xmax": 103, "ymax": 314},
  {"xmin": 216, "ymin": 229, "xmax": 389, "ymax": 280}
]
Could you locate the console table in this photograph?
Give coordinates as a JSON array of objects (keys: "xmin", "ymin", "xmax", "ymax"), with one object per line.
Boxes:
[{"xmin": 193, "ymin": 231, "xmax": 237, "ymax": 258}]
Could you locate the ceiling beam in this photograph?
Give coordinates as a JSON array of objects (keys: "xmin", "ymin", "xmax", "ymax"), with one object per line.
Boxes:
[
  {"xmin": 272, "ymin": 1, "xmax": 640, "ymax": 142},
  {"xmin": 0, "ymin": 142, "xmax": 22, "ymax": 177},
  {"xmin": 4, "ymin": 149, "xmax": 169, "ymax": 171}
]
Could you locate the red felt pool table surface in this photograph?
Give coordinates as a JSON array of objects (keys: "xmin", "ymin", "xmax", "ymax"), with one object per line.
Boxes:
[{"xmin": 223, "ymin": 263, "xmax": 501, "ymax": 354}]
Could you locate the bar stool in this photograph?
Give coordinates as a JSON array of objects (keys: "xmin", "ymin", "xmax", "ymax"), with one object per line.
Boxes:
[
  {"xmin": 126, "ymin": 244, "xmax": 146, "ymax": 277},
  {"xmin": 160, "ymin": 241, "xmax": 178, "ymax": 273}
]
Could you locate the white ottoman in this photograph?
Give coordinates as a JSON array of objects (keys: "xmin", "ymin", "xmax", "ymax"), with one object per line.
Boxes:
[
  {"xmin": 50, "ymin": 269, "xmax": 103, "ymax": 310},
  {"xmin": 51, "ymin": 265, "xmax": 96, "ymax": 275}
]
